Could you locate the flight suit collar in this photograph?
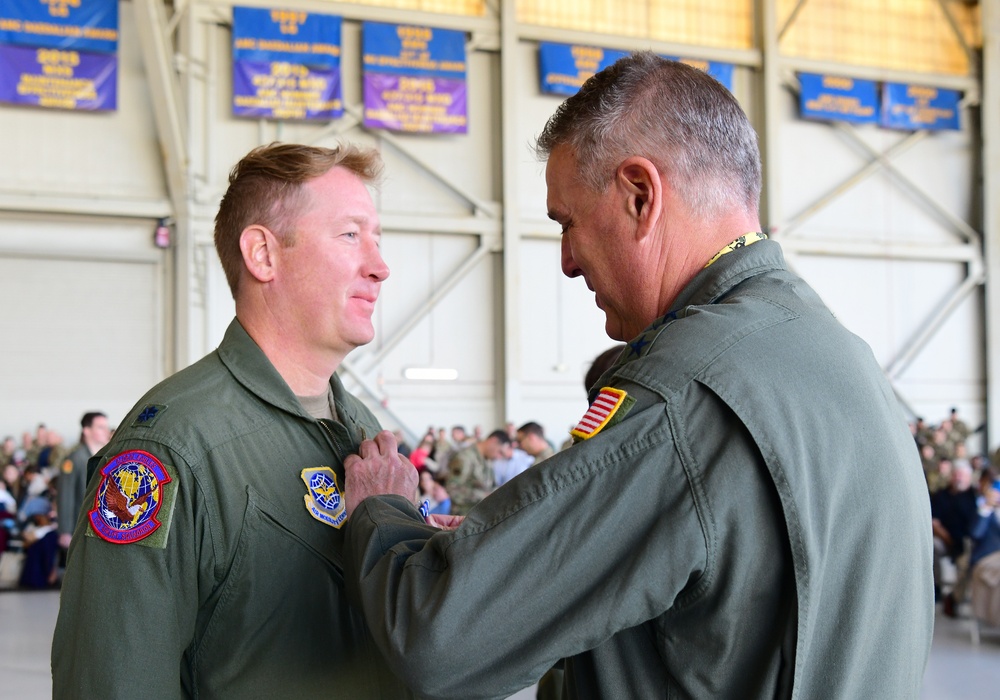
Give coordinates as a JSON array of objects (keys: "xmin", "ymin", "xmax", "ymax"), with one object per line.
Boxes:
[
  {"xmin": 594, "ymin": 240, "xmax": 790, "ymax": 396},
  {"xmin": 671, "ymin": 238, "xmax": 787, "ymax": 311},
  {"xmin": 217, "ymin": 318, "xmax": 362, "ymax": 430}
]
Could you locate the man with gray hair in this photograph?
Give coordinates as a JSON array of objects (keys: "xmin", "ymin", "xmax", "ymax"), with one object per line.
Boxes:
[{"xmin": 342, "ymin": 53, "xmax": 932, "ymax": 698}]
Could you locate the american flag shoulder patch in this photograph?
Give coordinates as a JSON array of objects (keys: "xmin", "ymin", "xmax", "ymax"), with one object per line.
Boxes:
[{"xmin": 571, "ymin": 387, "xmax": 634, "ymax": 441}]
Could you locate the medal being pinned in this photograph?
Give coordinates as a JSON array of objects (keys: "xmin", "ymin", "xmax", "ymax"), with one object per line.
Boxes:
[{"xmin": 301, "ymin": 466, "xmax": 348, "ymax": 529}]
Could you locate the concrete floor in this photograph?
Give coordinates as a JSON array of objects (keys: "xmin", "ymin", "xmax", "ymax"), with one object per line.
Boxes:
[{"xmin": 2, "ymin": 590, "xmax": 997, "ymax": 699}]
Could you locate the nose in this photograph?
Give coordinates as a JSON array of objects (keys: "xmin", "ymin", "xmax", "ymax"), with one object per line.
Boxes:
[
  {"xmin": 561, "ymin": 234, "xmax": 582, "ymax": 279},
  {"xmin": 366, "ymin": 238, "xmax": 390, "ymax": 282}
]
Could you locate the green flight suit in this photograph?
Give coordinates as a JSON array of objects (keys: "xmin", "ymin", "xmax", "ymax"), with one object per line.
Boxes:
[
  {"xmin": 446, "ymin": 444, "xmax": 494, "ymax": 516},
  {"xmin": 52, "ymin": 319, "xmax": 413, "ymax": 699},
  {"xmin": 345, "ymin": 240, "xmax": 933, "ymax": 699},
  {"xmin": 56, "ymin": 442, "xmax": 90, "ymax": 538}
]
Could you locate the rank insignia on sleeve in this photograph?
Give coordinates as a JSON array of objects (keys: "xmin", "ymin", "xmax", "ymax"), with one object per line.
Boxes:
[
  {"xmin": 61, "ymin": 459, "xmax": 73, "ymax": 475},
  {"xmin": 131, "ymin": 404, "xmax": 167, "ymax": 428},
  {"xmin": 571, "ymin": 387, "xmax": 635, "ymax": 442},
  {"xmin": 88, "ymin": 450, "xmax": 173, "ymax": 545},
  {"xmin": 301, "ymin": 467, "xmax": 347, "ymax": 529}
]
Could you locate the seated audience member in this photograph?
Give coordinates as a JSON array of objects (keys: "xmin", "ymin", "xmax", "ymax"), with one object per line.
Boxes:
[
  {"xmin": 0, "ymin": 479, "xmax": 15, "ymax": 553},
  {"xmin": 446, "ymin": 429, "xmax": 509, "ymax": 515},
  {"xmin": 928, "ymin": 459, "xmax": 953, "ymax": 496},
  {"xmin": 971, "ymin": 475, "xmax": 1000, "ymax": 566},
  {"xmin": 19, "ymin": 511, "xmax": 59, "ymax": 588},
  {"xmin": 947, "ymin": 408, "xmax": 971, "ymax": 444},
  {"xmin": 969, "ymin": 473, "xmax": 1000, "ymax": 626},
  {"xmin": 1, "ymin": 436, "xmax": 14, "ymax": 467},
  {"xmin": 0, "ymin": 478, "xmax": 15, "ymax": 516},
  {"xmin": 516, "ymin": 422, "xmax": 555, "ymax": 464},
  {"xmin": 930, "ymin": 462, "xmax": 978, "ymax": 614},
  {"xmin": 493, "ymin": 441, "xmax": 534, "ymax": 487},
  {"xmin": 419, "ymin": 470, "xmax": 451, "ymax": 516},
  {"xmin": 17, "ymin": 466, "xmax": 50, "ymax": 520},
  {"xmin": 913, "ymin": 417, "xmax": 931, "ymax": 448},
  {"xmin": 431, "ymin": 428, "xmax": 451, "ymax": 465},
  {"xmin": 919, "ymin": 444, "xmax": 938, "ymax": 486},
  {"xmin": 409, "ymin": 433, "xmax": 436, "ymax": 473}
]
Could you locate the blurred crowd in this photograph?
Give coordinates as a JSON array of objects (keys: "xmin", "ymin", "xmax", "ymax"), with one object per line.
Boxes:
[
  {"xmin": 399, "ymin": 420, "xmax": 565, "ymax": 518},
  {"xmin": 1, "ymin": 416, "xmax": 111, "ymax": 589},
  {"xmin": 913, "ymin": 408, "xmax": 1000, "ymax": 626}
]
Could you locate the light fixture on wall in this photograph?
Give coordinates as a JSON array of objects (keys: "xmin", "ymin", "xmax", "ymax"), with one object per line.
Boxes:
[
  {"xmin": 154, "ymin": 217, "xmax": 172, "ymax": 249},
  {"xmin": 403, "ymin": 367, "xmax": 458, "ymax": 381}
]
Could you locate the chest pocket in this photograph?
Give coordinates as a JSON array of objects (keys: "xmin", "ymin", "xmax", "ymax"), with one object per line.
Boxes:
[{"xmin": 190, "ymin": 486, "xmax": 386, "ymax": 698}]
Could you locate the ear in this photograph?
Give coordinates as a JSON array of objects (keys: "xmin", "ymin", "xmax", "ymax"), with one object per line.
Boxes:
[
  {"xmin": 239, "ymin": 225, "xmax": 278, "ymax": 284},
  {"xmin": 616, "ymin": 157, "xmax": 663, "ymax": 239}
]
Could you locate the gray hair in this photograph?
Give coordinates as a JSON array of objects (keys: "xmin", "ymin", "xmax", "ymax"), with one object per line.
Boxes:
[{"xmin": 535, "ymin": 52, "xmax": 761, "ymax": 218}]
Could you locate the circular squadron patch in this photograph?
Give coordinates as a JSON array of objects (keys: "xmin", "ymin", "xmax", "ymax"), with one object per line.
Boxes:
[
  {"xmin": 301, "ymin": 466, "xmax": 347, "ymax": 529},
  {"xmin": 88, "ymin": 450, "xmax": 172, "ymax": 544}
]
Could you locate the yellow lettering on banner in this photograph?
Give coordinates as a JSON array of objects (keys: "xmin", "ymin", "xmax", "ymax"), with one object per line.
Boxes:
[
  {"xmin": 805, "ymin": 94, "xmax": 874, "ymax": 118},
  {"xmin": 0, "ymin": 19, "xmax": 23, "ymax": 32},
  {"xmin": 908, "ymin": 85, "xmax": 938, "ymax": 100},
  {"xmin": 399, "ymin": 77, "xmax": 434, "ymax": 92},
  {"xmin": 43, "ymin": 0, "xmax": 81, "ymax": 19},
  {"xmin": 82, "ymin": 27, "xmax": 115, "ymax": 40},
  {"xmin": 822, "ymin": 76, "xmax": 854, "ymax": 90},
  {"xmin": 401, "ymin": 38, "xmax": 429, "ymax": 51},
  {"xmin": 571, "ymin": 45, "xmax": 602, "ymax": 60},
  {"xmin": 234, "ymin": 38, "xmax": 255, "ymax": 50},
  {"xmin": 427, "ymin": 93, "xmax": 452, "ymax": 106},
  {"xmin": 271, "ymin": 62, "xmax": 307, "ymax": 77},
  {"xmin": 310, "ymin": 42, "xmax": 340, "ymax": 58},
  {"xmin": 271, "ymin": 10, "xmax": 307, "ymax": 35},
  {"xmin": 891, "ymin": 103, "xmax": 953, "ymax": 124},
  {"xmin": 235, "ymin": 89, "xmax": 341, "ymax": 118},
  {"xmin": 546, "ymin": 72, "xmax": 588, "ymax": 88},
  {"xmin": 397, "ymin": 26, "xmax": 432, "ymax": 42},
  {"xmin": 36, "ymin": 48, "xmax": 80, "ymax": 67},
  {"xmin": 18, "ymin": 69, "xmax": 98, "ymax": 109},
  {"xmin": 257, "ymin": 39, "xmax": 309, "ymax": 54}
]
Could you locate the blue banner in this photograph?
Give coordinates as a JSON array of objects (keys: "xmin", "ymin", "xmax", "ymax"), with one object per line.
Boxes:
[
  {"xmin": 0, "ymin": 0, "xmax": 118, "ymax": 54},
  {"xmin": 538, "ymin": 43, "xmax": 628, "ymax": 96},
  {"xmin": 798, "ymin": 73, "xmax": 879, "ymax": 125},
  {"xmin": 362, "ymin": 22, "xmax": 467, "ymax": 134},
  {"xmin": 232, "ymin": 6, "xmax": 342, "ymax": 121},
  {"xmin": 881, "ymin": 82, "xmax": 960, "ymax": 131},
  {"xmin": 362, "ymin": 21, "xmax": 466, "ymax": 79},
  {"xmin": 0, "ymin": 43, "xmax": 116, "ymax": 110},
  {"xmin": 233, "ymin": 6, "xmax": 341, "ymax": 68}
]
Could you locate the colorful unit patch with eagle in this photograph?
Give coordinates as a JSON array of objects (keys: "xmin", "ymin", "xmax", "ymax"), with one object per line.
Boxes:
[{"xmin": 88, "ymin": 450, "xmax": 172, "ymax": 544}]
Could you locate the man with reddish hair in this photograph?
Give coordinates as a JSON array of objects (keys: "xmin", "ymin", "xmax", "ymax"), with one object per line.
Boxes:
[{"xmin": 53, "ymin": 143, "xmax": 414, "ymax": 698}]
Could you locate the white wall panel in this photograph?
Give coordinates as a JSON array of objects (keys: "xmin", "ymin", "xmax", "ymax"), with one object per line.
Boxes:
[{"xmin": 0, "ymin": 251, "xmax": 163, "ymax": 441}]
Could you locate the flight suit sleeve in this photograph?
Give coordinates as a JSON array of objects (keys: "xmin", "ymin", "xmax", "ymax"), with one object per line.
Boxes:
[
  {"xmin": 344, "ymin": 397, "xmax": 710, "ymax": 700},
  {"xmin": 51, "ymin": 441, "xmax": 209, "ymax": 699}
]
